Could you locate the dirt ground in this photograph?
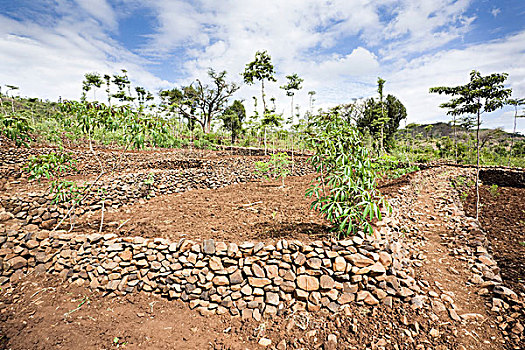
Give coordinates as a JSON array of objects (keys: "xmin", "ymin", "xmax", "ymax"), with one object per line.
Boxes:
[
  {"xmin": 74, "ymin": 175, "xmax": 333, "ymax": 243},
  {"xmin": 0, "ymin": 274, "xmax": 259, "ymax": 350},
  {"xmin": 464, "ymin": 185, "xmax": 525, "ymax": 295}
]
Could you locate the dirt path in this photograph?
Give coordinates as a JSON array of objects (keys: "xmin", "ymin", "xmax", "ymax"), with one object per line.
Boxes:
[{"xmin": 397, "ymin": 167, "xmax": 505, "ymax": 349}]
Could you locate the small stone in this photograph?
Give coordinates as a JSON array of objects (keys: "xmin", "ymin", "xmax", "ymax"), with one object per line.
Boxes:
[
  {"xmin": 347, "ymin": 253, "xmax": 374, "ymax": 267},
  {"xmin": 252, "ymin": 263, "xmax": 266, "ymax": 277},
  {"xmin": 248, "ymin": 277, "xmax": 271, "ymax": 287},
  {"xmin": 229, "ymin": 270, "xmax": 243, "ymax": 284},
  {"xmin": 203, "ymin": 239, "xmax": 215, "ymax": 254},
  {"xmin": 306, "ymin": 258, "xmax": 322, "ymax": 269},
  {"xmin": 333, "ymin": 256, "xmax": 346, "ymax": 272},
  {"xmin": 266, "ymin": 292, "xmax": 279, "ymax": 306},
  {"xmin": 429, "ymin": 328, "xmax": 440, "ymax": 337},
  {"xmin": 7, "ymin": 256, "xmax": 27, "ymax": 270},
  {"xmin": 107, "ymin": 243, "xmax": 123, "ymax": 252},
  {"xmin": 212, "ymin": 276, "xmax": 229, "ymax": 286},
  {"xmin": 379, "ymin": 251, "xmax": 392, "ymax": 267},
  {"xmin": 209, "ymin": 256, "xmax": 223, "ymax": 271},
  {"xmin": 369, "ymin": 261, "xmax": 386, "ymax": 275},
  {"xmin": 258, "ymin": 338, "xmax": 272, "ymax": 347}
]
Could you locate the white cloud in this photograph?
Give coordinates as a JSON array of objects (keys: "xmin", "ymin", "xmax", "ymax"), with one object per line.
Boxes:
[
  {"xmin": 491, "ymin": 7, "xmax": 501, "ymax": 17},
  {"xmin": 1, "ymin": 0, "xmax": 523, "ymax": 133},
  {"xmin": 0, "ymin": 13, "xmax": 170, "ymax": 101},
  {"xmin": 386, "ymin": 31, "xmax": 525, "ymax": 132}
]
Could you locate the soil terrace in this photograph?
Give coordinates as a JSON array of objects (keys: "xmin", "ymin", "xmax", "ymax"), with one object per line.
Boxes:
[{"xmin": 0, "ymin": 143, "xmax": 524, "ymax": 350}]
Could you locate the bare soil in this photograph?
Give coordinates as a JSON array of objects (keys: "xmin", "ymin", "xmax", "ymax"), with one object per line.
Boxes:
[
  {"xmin": 464, "ymin": 185, "xmax": 525, "ymax": 295},
  {"xmin": 74, "ymin": 175, "xmax": 333, "ymax": 243}
]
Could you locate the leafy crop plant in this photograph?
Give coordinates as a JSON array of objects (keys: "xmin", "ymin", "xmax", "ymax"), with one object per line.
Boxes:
[{"xmin": 306, "ymin": 108, "xmax": 389, "ymax": 237}]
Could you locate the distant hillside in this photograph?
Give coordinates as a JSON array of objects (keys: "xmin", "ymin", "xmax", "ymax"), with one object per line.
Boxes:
[{"xmin": 399, "ymin": 122, "xmax": 523, "ymax": 140}]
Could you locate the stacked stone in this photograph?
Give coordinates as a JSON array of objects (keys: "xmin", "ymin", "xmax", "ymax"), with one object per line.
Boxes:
[
  {"xmin": 0, "ymin": 226, "xmax": 420, "ymax": 320},
  {"xmin": 1, "ymin": 158, "xmax": 312, "ymax": 230}
]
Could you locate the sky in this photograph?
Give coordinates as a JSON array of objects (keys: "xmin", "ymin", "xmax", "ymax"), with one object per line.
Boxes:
[{"xmin": 1, "ymin": 0, "xmax": 524, "ymax": 132}]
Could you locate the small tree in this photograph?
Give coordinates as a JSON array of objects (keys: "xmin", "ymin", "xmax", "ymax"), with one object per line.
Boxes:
[
  {"xmin": 82, "ymin": 73, "xmax": 103, "ymax": 101},
  {"xmin": 280, "ymin": 73, "xmax": 303, "ymax": 123},
  {"xmin": 242, "ymin": 50, "xmax": 276, "ymax": 115},
  {"xmin": 430, "ymin": 70, "xmax": 512, "ymax": 219},
  {"xmin": 220, "ymin": 100, "xmax": 246, "ymax": 144},
  {"xmin": 195, "ymin": 69, "xmax": 239, "ymax": 133},
  {"xmin": 308, "ymin": 90, "xmax": 316, "ymax": 114},
  {"xmin": 306, "ymin": 108, "xmax": 389, "ymax": 237}
]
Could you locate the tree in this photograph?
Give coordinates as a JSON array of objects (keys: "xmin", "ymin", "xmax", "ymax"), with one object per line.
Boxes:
[
  {"xmin": 242, "ymin": 51, "xmax": 276, "ymax": 115},
  {"xmin": 220, "ymin": 100, "xmax": 246, "ymax": 144},
  {"xmin": 195, "ymin": 69, "xmax": 239, "ymax": 133},
  {"xmin": 305, "ymin": 107, "xmax": 388, "ymax": 237},
  {"xmin": 112, "ymin": 69, "xmax": 135, "ymax": 103},
  {"xmin": 356, "ymin": 90, "xmax": 407, "ymax": 152},
  {"xmin": 82, "ymin": 73, "xmax": 103, "ymax": 101},
  {"xmin": 308, "ymin": 90, "xmax": 316, "ymax": 113},
  {"xmin": 430, "ymin": 70, "xmax": 512, "ymax": 219},
  {"xmin": 280, "ymin": 73, "xmax": 303, "ymax": 122},
  {"xmin": 159, "ymin": 86, "xmax": 199, "ymax": 132},
  {"xmin": 506, "ymin": 97, "xmax": 525, "ymax": 166},
  {"xmin": 5, "ymin": 85, "xmax": 19, "ymax": 113}
]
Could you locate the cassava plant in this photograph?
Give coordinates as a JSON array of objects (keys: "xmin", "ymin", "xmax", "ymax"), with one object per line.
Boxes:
[
  {"xmin": 25, "ymin": 152, "xmax": 84, "ymax": 204},
  {"xmin": 306, "ymin": 108, "xmax": 389, "ymax": 237}
]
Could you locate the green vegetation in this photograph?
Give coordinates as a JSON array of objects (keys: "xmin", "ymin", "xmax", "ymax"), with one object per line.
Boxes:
[
  {"xmin": 306, "ymin": 108, "xmax": 389, "ymax": 237},
  {"xmin": 254, "ymin": 152, "xmax": 291, "ymax": 187},
  {"xmin": 2, "ymin": 55, "xmax": 522, "ymax": 238}
]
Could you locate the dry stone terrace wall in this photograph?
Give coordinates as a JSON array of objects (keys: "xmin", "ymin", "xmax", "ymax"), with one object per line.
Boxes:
[
  {"xmin": 0, "ymin": 224, "xmax": 416, "ymax": 320},
  {"xmin": 0, "ymin": 158, "xmax": 313, "ymax": 229}
]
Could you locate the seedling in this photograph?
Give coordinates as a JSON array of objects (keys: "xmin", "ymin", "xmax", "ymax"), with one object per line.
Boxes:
[
  {"xmin": 254, "ymin": 152, "xmax": 291, "ymax": 187},
  {"xmin": 489, "ymin": 184, "xmax": 499, "ymax": 197}
]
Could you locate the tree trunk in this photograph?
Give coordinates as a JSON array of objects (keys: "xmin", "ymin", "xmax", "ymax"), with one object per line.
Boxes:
[
  {"xmin": 475, "ymin": 109, "xmax": 480, "ymax": 220},
  {"xmin": 508, "ymin": 106, "xmax": 517, "ymax": 167},
  {"xmin": 453, "ymin": 116, "xmax": 458, "ymax": 164},
  {"xmin": 291, "ymin": 95, "xmax": 294, "ymax": 122},
  {"xmin": 264, "ymin": 127, "xmax": 267, "ymax": 156},
  {"xmin": 261, "ymin": 80, "xmax": 266, "ymax": 114}
]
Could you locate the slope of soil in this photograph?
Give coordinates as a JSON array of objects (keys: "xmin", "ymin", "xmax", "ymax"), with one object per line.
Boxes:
[{"xmin": 464, "ymin": 185, "xmax": 525, "ymax": 295}]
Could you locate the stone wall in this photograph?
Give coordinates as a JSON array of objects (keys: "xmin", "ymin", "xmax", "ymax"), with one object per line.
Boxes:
[
  {"xmin": 0, "ymin": 223, "xmax": 416, "ymax": 320},
  {"xmin": 0, "ymin": 158, "xmax": 313, "ymax": 229}
]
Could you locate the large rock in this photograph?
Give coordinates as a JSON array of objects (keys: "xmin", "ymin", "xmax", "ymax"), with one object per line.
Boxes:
[
  {"xmin": 333, "ymin": 257, "xmax": 346, "ymax": 272},
  {"xmin": 320, "ymin": 275, "xmax": 335, "ymax": 289},
  {"xmin": 248, "ymin": 277, "xmax": 271, "ymax": 287},
  {"xmin": 229, "ymin": 270, "xmax": 243, "ymax": 284},
  {"xmin": 297, "ymin": 275, "xmax": 319, "ymax": 291},
  {"xmin": 347, "ymin": 253, "xmax": 374, "ymax": 267},
  {"xmin": 7, "ymin": 256, "xmax": 27, "ymax": 270}
]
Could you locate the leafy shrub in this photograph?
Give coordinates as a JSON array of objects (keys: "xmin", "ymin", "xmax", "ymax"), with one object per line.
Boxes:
[
  {"xmin": 306, "ymin": 109, "xmax": 389, "ymax": 237},
  {"xmin": 194, "ymin": 139, "xmax": 215, "ymax": 150}
]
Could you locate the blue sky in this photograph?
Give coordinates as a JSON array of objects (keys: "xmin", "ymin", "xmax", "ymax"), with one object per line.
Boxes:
[{"xmin": 1, "ymin": 0, "xmax": 524, "ymax": 132}]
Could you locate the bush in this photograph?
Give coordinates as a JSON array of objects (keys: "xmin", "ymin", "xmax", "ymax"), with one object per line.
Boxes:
[
  {"xmin": 254, "ymin": 152, "xmax": 291, "ymax": 186},
  {"xmin": 306, "ymin": 109, "xmax": 389, "ymax": 237}
]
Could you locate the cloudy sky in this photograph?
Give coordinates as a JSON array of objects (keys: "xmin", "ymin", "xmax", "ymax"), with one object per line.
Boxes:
[{"xmin": 1, "ymin": 0, "xmax": 524, "ymax": 132}]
